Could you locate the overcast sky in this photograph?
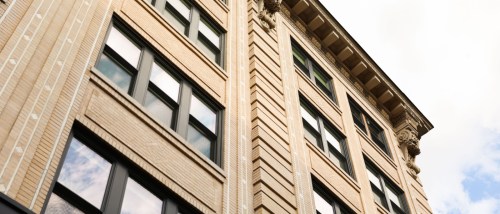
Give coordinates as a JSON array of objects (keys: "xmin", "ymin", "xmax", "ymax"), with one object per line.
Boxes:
[{"xmin": 320, "ymin": 1, "xmax": 500, "ymax": 213}]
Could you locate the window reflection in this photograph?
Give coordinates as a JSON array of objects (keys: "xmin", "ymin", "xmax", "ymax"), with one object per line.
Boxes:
[
  {"xmin": 300, "ymin": 106, "xmax": 319, "ymax": 131},
  {"xmin": 189, "ymin": 95, "xmax": 216, "ymax": 133},
  {"xmin": 150, "ymin": 62, "xmax": 180, "ymax": 102},
  {"xmin": 187, "ymin": 125, "xmax": 211, "ymax": 158},
  {"xmin": 144, "ymin": 90, "xmax": 174, "ymax": 127},
  {"xmin": 57, "ymin": 138, "xmax": 112, "ymax": 208},
  {"xmin": 107, "ymin": 27, "xmax": 141, "ymax": 68},
  {"xmin": 121, "ymin": 178, "xmax": 162, "ymax": 214},
  {"xmin": 97, "ymin": 54, "xmax": 133, "ymax": 92},
  {"xmin": 46, "ymin": 194, "xmax": 84, "ymax": 214},
  {"xmin": 313, "ymin": 191, "xmax": 333, "ymax": 214}
]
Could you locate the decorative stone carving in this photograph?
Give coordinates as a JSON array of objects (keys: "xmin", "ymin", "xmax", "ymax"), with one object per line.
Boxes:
[
  {"xmin": 397, "ymin": 127, "xmax": 421, "ymax": 178},
  {"xmin": 258, "ymin": 0, "xmax": 282, "ymax": 32}
]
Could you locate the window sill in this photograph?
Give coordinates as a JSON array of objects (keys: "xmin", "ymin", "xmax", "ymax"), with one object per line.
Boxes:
[
  {"xmin": 305, "ymin": 138, "xmax": 360, "ymax": 191},
  {"xmin": 89, "ymin": 67, "xmax": 227, "ymax": 180}
]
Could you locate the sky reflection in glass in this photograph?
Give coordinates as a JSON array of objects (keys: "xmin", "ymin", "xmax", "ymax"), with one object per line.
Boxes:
[
  {"xmin": 187, "ymin": 125, "xmax": 211, "ymax": 158},
  {"xmin": 58, "ymin": 138, "xmax": 112, "ymax": 209},
  {"xmin": 46, "ymin": 194, "xmax": 84, "ymax": 214},
  {"xmin": 121, "ymin": 178, "xmax": 162, "ymax": 214},
  {"xmin": 190, "ymin": 95, "xmax": 216, "ymax": 133}
]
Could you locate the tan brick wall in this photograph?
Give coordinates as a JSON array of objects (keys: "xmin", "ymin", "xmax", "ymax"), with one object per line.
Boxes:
[{"xmin": 0, "ymin": 0, "xmax": 433, "ymax": 213}]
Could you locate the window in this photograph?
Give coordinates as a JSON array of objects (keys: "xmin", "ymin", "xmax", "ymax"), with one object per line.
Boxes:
[
  {"xmin": 365, "ymin": 161, "xmax": 407, "ymax": 214},
  {"xmin": 292, "ymin": 41, "xmax": 337, "ymax": 103},
  {"xmin": 44, "ymin": 130, "xmax": 200, "ymax": 214},
  {"xmin": 348, "ymin": 98, "xmax": 389, "ymax": 155},
  {"xmin": 96, "ymin": 22, "xmax": 223, "ymax": 165},
  {"xmin": 150, "ymin": 0, "xmax": 224, "ymax": 66},
  {"xmin": 300, "ymin": 98, "xmax": 352, "ymax": 176},
  {"xmin": 312, "ymin": 180, "xmax": 353, "ymax": 214}
]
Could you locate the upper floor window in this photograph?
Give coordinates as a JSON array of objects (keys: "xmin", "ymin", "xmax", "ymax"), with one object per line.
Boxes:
[
  {"xmin": 312, "ymin": 179, "xmax": 353, "ymax": 214},
  {"xmin": 300, "ymin": 98, "xmax": 352, "ymax": 177},
  {"xmin": 365, "ymin": 161, "xmax": 408, "ymax": 214},
  {"xmin": 151, "ymin": 0, "xmax": 224, "ymax": 66},
  {"xmin": 44, "ymin": 130, "xmax": 200, "ymax": 214},
  {"xmin": 96, "ymin": 22, "xmax": 223, "ymax": 165},
  {"xmin": 348, "ymin": 98, "xmax": 389, "ymax": 155},
  {"xmin": 292, "ymin": 41, "xmax": 337, "ymax": 103}
]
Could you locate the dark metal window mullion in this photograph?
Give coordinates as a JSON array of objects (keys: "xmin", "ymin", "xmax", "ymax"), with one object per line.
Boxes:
[
  {"xmin": 176, "ymin": 82, "xmax": 192, "ymax": 138},
  {"xmin": 154, "ymin": 0, "xmax": 167, "ymax": 11},
  {"xmin": 379, "ymin": 175, "xmax": 394, "ymax": 212},
  {"xmin": 307, "ymin": 59, "xmax": 315, "ymax": 83},
  {"xmin": 317, "ymin": 118, "xmax": 327, "ymax": 153},
  {"xmin": 165, "ymin": 198, "xmax": 179, "ymax": 214},
  {"xmin": 102, "ymin": 163, "xmax": 129, "ymax": 214},
  {"xmin": 187, "ymin": 8, "xmax": 200, "ymax": 40},
  {"xmin": 132, "ymin": 50, "xmax": 155, "ymax": 103},
  {"xmin": 214, "ymin": 109, "xmax": 224, "ymax": 166}
]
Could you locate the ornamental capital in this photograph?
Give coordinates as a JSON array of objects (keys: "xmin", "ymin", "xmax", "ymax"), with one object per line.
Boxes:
[
  {"xmin": 258, "ymin": 0, "xmax": 282, "ymax": 32},
  {"xmin": 397, "ymin": 127, "xmax": 421, "ymax": 178}
]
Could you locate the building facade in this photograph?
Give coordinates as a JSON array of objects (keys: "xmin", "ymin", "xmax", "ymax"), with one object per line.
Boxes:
[{"xmin": 0, "ymin": 0, "xmax": 433, "ymax": 213}]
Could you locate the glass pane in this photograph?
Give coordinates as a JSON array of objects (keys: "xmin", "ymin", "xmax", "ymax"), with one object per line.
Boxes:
[
  {"xmin": 366, "ymin": 168, "xmax": 382, "ymax": 190},
  {"xmin": 144, "ymin": 90, "xmax": 174, "ymax": 127},
  {"xmin": 190, "ymin": 95, "xmax": 217, "ymax": 133},
  {"xmin": 313, "ymin": 191, "xmax": 333, "ymax": 214},
  {"xmin": 164, "ymin": 9, "xmax": 188, "ymax": 34},
  {"xmin": 300, "ymin": 106, "xmax": 318, "ymax": 131},
  {"xmin": 372, "ymin": 191, "xmax": 386, "ymax": 208},
  {"xmin": 197, "ymin": 37, "xmax": 218, "ymax": 62},
  {"xmin": 304, "ymin": 127, "xmax": 320, "ymax": 147},
  {"xmin": 57, "ymin": 138, "xmax": 112, "ymax": 208},
  {"xmin": 150, "ymin": 62, "xmax": 180, "ymax": 102},
  {"xmin": 107, "ymin": 26, "xmax": 141, "ymax": 67},
  {"xmin": 386, "ymin": 185, "xmax": 402, "ymax": 208},
  {"xmin": 292, "ymin": 45, "xmax": 307, "ymax": 66},
  {"xmin": 45, "ymin": 194, "xmax": 84, "ymax": 214},
  {"xmin": 97, "ymin": 54, "xmax": 132, "ymax": 92},
  {"xmin": 313, "ymin": 67, "xmax": 330, "ymax": 90},
  {"xmin": 198, "ymin": 19, "xmax": 220, "ymax": 49},
  {"xmin": 166, "ymin": 0, "xmax": 191, "ymax": 20},
  {"xmin": 187, "ymin": 125, "xmax": 212, "ymax": 158},
  {"xmin": 121, "ymin": 178, "xmax": 162, "ymax": 214},
  {"xmin": 325, "ymin": 129, "xmax": 342, "ymax": 154}
]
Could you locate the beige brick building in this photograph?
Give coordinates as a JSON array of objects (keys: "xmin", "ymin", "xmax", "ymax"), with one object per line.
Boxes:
[{"xmin": 0, "ymin": 0, "xmax": 433, "ymax": 213}]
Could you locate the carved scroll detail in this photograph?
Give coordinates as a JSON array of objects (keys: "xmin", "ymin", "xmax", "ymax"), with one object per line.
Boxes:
[
  {"xmin": 258, "ymin": 0, "xmax": 282, "ymax": 32},
  {"xmin": 397, "ymin": 128, "xmax": 421, "ymax": 178}
]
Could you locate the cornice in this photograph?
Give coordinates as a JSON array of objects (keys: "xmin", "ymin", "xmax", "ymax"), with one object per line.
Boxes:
[{"xmin": 280, "ymin": 0, "xmax": 433, "ymax": 137}]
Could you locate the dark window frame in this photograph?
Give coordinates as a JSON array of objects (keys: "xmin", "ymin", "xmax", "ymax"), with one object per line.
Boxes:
[
  {"xmin": 95, "ymin": 19, "xmax": 224, "ymax": 166},
  {"xmin": 348, "ymin": 98, "xmax": 390, "ymax": 156},
  {"xmin": 292, "ymin": 40, "xmax": 338, "ymax": 103},
  {"xmin": 365, "ymin": 160, "xmax": 408, "ymax": 214},
  {"xmin": 150, "ymin": 0, "xmax": 225, "ymax": 67},
  {"xmin": 42, "ymin": 124, "xmax": 202, "ymax": 214},
  {"xmin": 0, "ymin": 192, "xmax": 34, "ymax": 214},
  {"xmin": 312, "ymin": 177, "xmax": 354, "ymax": 214},
  {"xmin": 300, "ymin": 97, "xmax": 354, "ymax": 178}
]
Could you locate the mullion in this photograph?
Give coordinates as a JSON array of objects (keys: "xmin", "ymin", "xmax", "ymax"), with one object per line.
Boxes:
[
  {"xmin": 380, "ymin": 176, "xmax": 394, "ymax": 212},
  {"xmin": 102, "ymin": 163, "xmax": 128, "ymax": 214},
  {"xmin": 187, "ymin": 8, "xmax": 200, "ymax": 40},
  {"xmin": 317, "ymin": 118, "xmax": 328, "ymax": 154},
  {"xmin": 133, "ymin": 49, "xmax": 154, "ymax": 102}
]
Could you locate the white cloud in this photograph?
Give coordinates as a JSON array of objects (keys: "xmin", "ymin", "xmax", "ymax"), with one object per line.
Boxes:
[{"xmin": 321, "ymin": 1, "xmax": 500, "ymax": 213}]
